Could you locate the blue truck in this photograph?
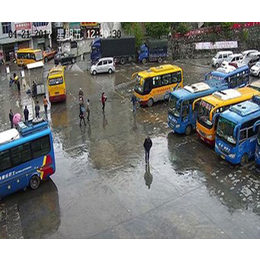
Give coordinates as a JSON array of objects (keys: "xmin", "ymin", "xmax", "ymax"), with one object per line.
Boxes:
[
  {"xmin": 90, "ymin": 37, "xmax": 136, "ymax": 65},
  {"xmin": 139, "ymin": 39, "xmax": 168, "ymax": 64}
]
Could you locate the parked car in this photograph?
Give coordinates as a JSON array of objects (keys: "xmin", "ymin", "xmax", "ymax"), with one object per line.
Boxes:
[
  {"xmin": 250, "ymin": 61, "xmax": 260, "ymax": 77},
  {"xmin": 43, "ymin": 48, "xmax": 57, "ymax": 63},
  {"xmin": 242, "ymin": 49, "xmax": 258, "ymax": 57},
  {"xmin": 54, "ymin": 52, "xmax": 76, "ymax": 65},
  {"xmin": 212, "ymin": 51, "xmax": 233, "ymax": 68},
  {"xmin": 90, "ymin": 57, "xmax": 115, "ymax": 75},
  {"xmin": 221, "ymin": 53, "xmax": 243, "ymax": 67}
]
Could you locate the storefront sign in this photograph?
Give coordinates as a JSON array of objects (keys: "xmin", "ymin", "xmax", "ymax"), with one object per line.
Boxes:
[
  {"xmin": 80, "ymin": 22, "xmax": 98, "ymax": 27},
  {"xmin": 15, "ymin": 22, "xmax": 31, "ymax": 32},
  {"xmin": 195, "ymin": 41, "xmax": 238, "ymax": 50}
]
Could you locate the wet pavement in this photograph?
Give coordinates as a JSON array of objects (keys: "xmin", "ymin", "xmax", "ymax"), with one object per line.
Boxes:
[{"xmin": 1, "ymin": 57, "xmax": 260, "ymax": 238}]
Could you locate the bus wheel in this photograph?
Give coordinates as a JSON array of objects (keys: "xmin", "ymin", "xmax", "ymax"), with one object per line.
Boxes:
[
  {"xmin": 240, "ymin": 154, "xmax": 248, "ymax": 166},
  {"xmin": 142, "ymin": 58, "xmax": 147, "ymax": 65},
  {"xmin": 29, "ymin": 175, "xmax": 40, "ymax": 190},
  {"xmin": 215, "ymin": 63, "xmax": 219, "ymax": 68},
  {"xmin": 158, "ymin": 57, "xmax": 163, "ymax": 63},
  {"xmin": 120, "ymin": 57, "xmax": 126, "ymax": 65},
  {"xmin": 185, "ymin": 125, "xmax": 192, "ymax": 135},
  {"xmin": 147, "ymin": 98, "xmax": 154, "ymax": 107}
]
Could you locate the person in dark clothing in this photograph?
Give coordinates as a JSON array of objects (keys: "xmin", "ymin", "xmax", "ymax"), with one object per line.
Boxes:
[
  {"xmin": 24, "ymin": 106, "xmax": 29, "ymax": 121},
  {"xmin": 17, "ymin": 80, "xmax": 20, "ymax": 92},
  {"xmin": 131, "ymin": 94, "xmax": 137, "ymax": 114},
  {"xmin": 79, "ymin": 104, "xmax": 86, "ymax": 126},
  {"xmin": 9, "ymin": 109, "xmax": 13, "ymax": 129},
  {"xmin": 35, "ymin": 101, "xmax": 40, "ymax": 118},
  {"xmin": 32, "ymin": 81, "xmax": 37, "ymax": 97},
  {"xmin": 143, "ymin": 136, "xmax": 153, "ymax": 164}
]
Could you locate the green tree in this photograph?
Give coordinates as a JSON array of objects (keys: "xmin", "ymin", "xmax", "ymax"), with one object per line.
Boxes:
[
  {"xmin": 145, "ymin": 22, "xmax": 170, "ymax": 39},
  {"xmin": 121, "ymin": 22, "xmax": 144, "ymax": 48}
]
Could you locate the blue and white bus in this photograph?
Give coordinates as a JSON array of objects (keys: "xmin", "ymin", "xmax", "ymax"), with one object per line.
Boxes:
[
  {"xmin": 215, "ymin": 96, "xmax": 260, "ymax": 165},
  {"xmin": 168, "ymin": 79, "xmax": 229, "ymax": 135},
  {"xmin": 205, "ymin": 65, "xmax": 249, "ymax": 89},
  {"xmin": 0, "ymin": 119, "xmax": 56, "ymax": 198}
]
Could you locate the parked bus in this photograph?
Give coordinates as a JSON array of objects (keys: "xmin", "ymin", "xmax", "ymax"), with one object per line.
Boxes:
[
  {"xmin": 255, "ymin": 125, "xmax": 260, "ymax": 166},
  {"xmin": 194, "ymin": 87, "xmax": 260, "ymax": 146},
  {"xmin": 133, "ymin": 64, "xmax": 183, "ymax": 107},
  {"xmin": 16, "ymin": 48, "xmax": 43, "ymax": 67},
  {"xmin": 48, "ymin": 65, "xmax": 66, "ymax": 103},
  {"xmin": 215, "ymin": 96, "xmax": 260, "ymax": 165},
  {"xmin": 205, "ymin": 65, "xmax": 249, "ymax": 89},
  {"xmin": 168, "ymin": 80, "xmax": 229, "ymax": 135},
  {"xmin": 0, "ymin": 119, "xmax": 56, "ymax": 198}
]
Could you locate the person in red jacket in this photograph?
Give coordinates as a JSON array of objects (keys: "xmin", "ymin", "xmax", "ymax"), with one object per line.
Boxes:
[{"xmin": 101, "ymin": 92, "xmax": 107, "ymax": 113}]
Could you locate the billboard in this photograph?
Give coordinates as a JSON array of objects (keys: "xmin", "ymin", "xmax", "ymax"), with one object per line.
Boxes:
[{"xmin": 195, "ymin": 41, "xmax": 238, "ymax": 50}]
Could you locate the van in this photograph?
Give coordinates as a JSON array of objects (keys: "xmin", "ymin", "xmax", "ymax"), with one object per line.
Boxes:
[
  {"xmin": 90, "ymin": 57, "xmax": 115, "ymax": 75},
  {"xmin": 212, "ymin": 51, "xmax": 233, "ymax": 68},
  {"xmin": 221, "ymin": 53, "xmax": 243, "ymax": 67}
]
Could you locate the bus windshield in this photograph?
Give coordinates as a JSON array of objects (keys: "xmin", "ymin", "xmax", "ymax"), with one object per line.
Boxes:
[
  {"xmin": 205, "ymin": 73, "xmax": 225, "ymax": 81},
  {"xmin": 168, "ymin": 95, "xmax": 180, "ymax": 117},
  {"xmin": 49, "ymin": 77, "xmax": 63, "ymax": 86},
  {"xmin": 35, "ymin": 51, "xmax": 43, "ymax": 61},
  {"xmin": 134, "ymin": 76, "xmax": 145, "ymax": 94},
  {"xmin": 217, "ymin": 117, "xmax": 237, "ymax": 145},
  {"xmin": 198, "ymin": 100, "xmax": 214, "ymax": 128}
]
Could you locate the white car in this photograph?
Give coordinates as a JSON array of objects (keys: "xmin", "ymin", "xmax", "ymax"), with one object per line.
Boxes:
[
  {"xmin": 250, "ymin": 61, "xmax": 260, "ymax": 77},
  {"xmin": 242, "ymin": 50, "xmax": 258, "ymax": 57},
  {"xmin": 221, "ymin": 53, "xmax": 243, "ymax": 67},
  {"xmin": 91, "ymin": 57, "xmax": 115, "ymax": 75},
  {"xmin": 212, "ymin": 51, "xmax": 233, "ymax": 68}
]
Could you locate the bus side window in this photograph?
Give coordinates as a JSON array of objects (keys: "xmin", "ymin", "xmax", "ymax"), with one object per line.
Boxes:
[
  {"xmin": 152, "ymin": 76, "xmax": 161, "ymax": 88},
  {"xmin": 144, "ymin": 80, "xmax": 151, "ymax": 94},
  {"xmin": 162, "ymin": 74, "xmax": 172, "ymax": 86},
  {"xmin": 172, "ymin": 71, "xmax": 182, "ymax": 83},
  {"xmin": 230, "ymin": 75, "xmax": 237, "ymax": 88},
  {"xmin": 31, "ymin": 136, "xmax": 51, "ymax": 159},
  {"xmin": 0, "ymin": 150, "xmax": 11, "ymax": 172},
  {"xmin": 182, "ymin": 100, "xmax": 189, "ymax": 118},
  {"xmin": 10, "ymin": 142, "xmax": 32, "ymax": 167}
]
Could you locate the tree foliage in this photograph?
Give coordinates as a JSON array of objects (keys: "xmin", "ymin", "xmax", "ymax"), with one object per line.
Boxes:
[
  {"xmin": 145, "ymin": 22, "xmax": 170, "ymax": 39},
  {"xmin": 121, "ymin": 22, "xmax": 144, "ymax": 48}
]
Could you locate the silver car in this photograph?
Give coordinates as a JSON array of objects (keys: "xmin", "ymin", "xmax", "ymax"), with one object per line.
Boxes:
[{"xmin": 91, "ymin": 57, "xmax": 115, "ymax": 75}]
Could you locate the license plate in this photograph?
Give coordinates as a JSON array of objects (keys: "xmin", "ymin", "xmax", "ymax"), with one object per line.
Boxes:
[
  {"xmin": 55, "ymin": 92, "xmax": 59, "ymax": 95},
  {"xmin": 220, "ymin": 155, "xmax": 225, "ymax": 160}
]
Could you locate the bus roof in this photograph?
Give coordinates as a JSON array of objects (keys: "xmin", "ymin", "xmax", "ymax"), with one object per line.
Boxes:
[
  {"xmin": 170, "ymin": 79, "xmax": 228, "ymax": 101},
  {"xmin": 221, "ymin": 98, "xmax": 260, "ymax": 125},
  {"xmin": 17, "ymin": 48, "xmax": 42, "ymax": 53},
  {"xmin": 137, "ymin": 64, "xmax": 182, "ymax": 78},
  {"xmin": 0, "ymin": 119, "xmax": 50, "ymax": 151},
  {"xmin": 49, "ymin": 65, "xmax": 64, "ymax": 75},
  {"xmin": 202, "ymin": 87, "xmax": 260, "ymax": 107}
]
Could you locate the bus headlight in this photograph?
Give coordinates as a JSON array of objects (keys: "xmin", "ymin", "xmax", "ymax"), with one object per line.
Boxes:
[
  {"xmin": 206, "ymin": 135, "xmax": 212, "ymax": 139},
  {"xmin": 175, "ymin": 124, "xmax": 180, "ymax": 128},
  {"xmin": 229, "ymin": 154, "xmax": 236, "ymax": 158}
]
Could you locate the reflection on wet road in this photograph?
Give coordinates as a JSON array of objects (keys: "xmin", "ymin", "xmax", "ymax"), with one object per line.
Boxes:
[{"xmin": 1, "ymin": 59, "xmax": 260, "ymax": 238}]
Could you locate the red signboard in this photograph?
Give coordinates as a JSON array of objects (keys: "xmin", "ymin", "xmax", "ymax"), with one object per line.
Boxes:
[{"xmin": 15, "ymin": 22, "xmax": 31, "ymax": 31}]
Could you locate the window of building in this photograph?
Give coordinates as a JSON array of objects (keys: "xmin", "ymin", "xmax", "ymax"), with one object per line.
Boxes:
[{"xmin": 2, "ymin": 22, "xmax": 11, "ymax": 34}]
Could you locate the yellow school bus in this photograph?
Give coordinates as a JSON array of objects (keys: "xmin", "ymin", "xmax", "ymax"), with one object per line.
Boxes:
[
  {"xmin": 194, "ymin": 87, "xmax": 260, "ymax": 146},
  {"xmin": 16, "ymin": 48, "xmax": 43, "ymax": 66},
  {"xmin": 48, "ymin": 65, "xmax": 66, "ymax": 103},
  {"xmin": 132, "ymin": 64, "xmax": 183, "ymax": 106}
]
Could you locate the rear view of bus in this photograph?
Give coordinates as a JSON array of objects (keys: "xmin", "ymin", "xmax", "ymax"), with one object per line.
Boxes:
[
  {"xmin": 0, "ymin": 119, "xmax": 56, "ymax": 199},
  {"xmin": 133, "ymin": 64, "xmax": 183, "ymax": 107},
  {"xmin": 48, "ymin": 65, "xmax": 66, "ymax": 103},
  {"xmin": 195, "ymin": 87, "xmax": 260, "ymax": 146},
  {"xmin": 215, "ymin": 96, "xmax": 260, "ymax": 165}
]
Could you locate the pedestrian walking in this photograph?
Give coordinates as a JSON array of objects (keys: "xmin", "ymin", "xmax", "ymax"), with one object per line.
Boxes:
[
  {"xmin": 9, "ymin": 109, "xmax": 13, "ymax": 129},
  {"xmin": 131, "ymin": 94, "xmax": 137, "ymax": 113},
  {"xmin": 35, "ymin": 101, "xmax": 40, "ymax": 118},
  {"xmin": 101, "ymin": 92, "xmax": 107, "ymax": 112},
  {"xmin": 43, "ymin": 95, "xmax": 49, "ymax": 118},
  {"xmin": 24, "ymin": 105, "xmax": 29, "ymax": 121},
  {"xmin": 79, "ymin": 104, "xmax": 86, "ymax": 126},
  {"xmin": 17, "ymin": 80, "xmax": 20, "ymax": 92},
  {"xmin": 86, "ymin": 99, "xmax": 90, "ymax": 121},
  {"xmin": 143, "ymin": 136, "xmax": 153, "ymax": 164}
]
